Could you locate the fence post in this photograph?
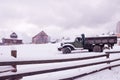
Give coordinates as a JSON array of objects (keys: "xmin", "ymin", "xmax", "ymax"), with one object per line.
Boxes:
[
  {"xmin": 11, "ymin": 50, "xmax": 17, "ymax": 72},
  {"xmin": 106, "ymin": 53, "xmax": 110, "ymax": 59},
  {"xmin": 106, "ymin": 53, "xmax": 111, "ymax": 66},
  {"xmin": 108, "ymin": 67, "xmax": 112, "ymax": 70},
  {"xmin": 106, "ymin": 52, "xmax": 112, "ymax": 70}
]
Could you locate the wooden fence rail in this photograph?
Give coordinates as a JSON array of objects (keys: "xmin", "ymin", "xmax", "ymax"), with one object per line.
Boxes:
[
  {"xmin": 105, "ymin": 51, "xmax": 120, "ymax": 58},
  {"xmin": 0, "ymin": 54, "xmax": 107, "ymax": 66},
  {"xmin": 61, "ymin": 64, "xmax": 120, "ymax": 80},
  {"xmin": 106, "ymin": 51, "xmax": 120, "ymax": 54}
]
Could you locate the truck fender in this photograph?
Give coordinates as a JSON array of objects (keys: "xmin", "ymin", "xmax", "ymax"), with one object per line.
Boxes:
[{"xmin": 62, "ymin": 44, "xmax": 75, "ymax": 50}]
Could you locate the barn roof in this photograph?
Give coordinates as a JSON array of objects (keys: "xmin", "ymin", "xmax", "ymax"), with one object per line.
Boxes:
[
  {"xmin": 33, "ymin": 31, "xmax": 48, "ymax": 38},
  {"xmin": 1, "ymin": 32, "xmax": 22, "ymax": 40}
]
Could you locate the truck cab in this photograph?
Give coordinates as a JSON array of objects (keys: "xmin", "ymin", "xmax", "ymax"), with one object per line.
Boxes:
[{"xmin": 58, "ymin": 36, "xmax": 84, "ymax": 54}]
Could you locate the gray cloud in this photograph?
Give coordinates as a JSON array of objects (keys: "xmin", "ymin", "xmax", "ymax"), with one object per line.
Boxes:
[
  {"xmin": 26, "ymin": 0, "xmax": 120, "ymax": 28},
  {"xmin": 0, "ymin": 0, "xmax": 120, "ymax": 40}
]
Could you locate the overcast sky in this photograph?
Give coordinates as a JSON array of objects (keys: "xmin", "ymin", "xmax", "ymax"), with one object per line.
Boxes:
[{"xmin": 0, "ymin": 0, "xmax": 120, "ymax": 42}]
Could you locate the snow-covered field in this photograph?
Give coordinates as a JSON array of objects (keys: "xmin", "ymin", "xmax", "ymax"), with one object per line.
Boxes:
[{"xmin": 0, "ymin": 43, "xmax": 120, "ymax": 80}]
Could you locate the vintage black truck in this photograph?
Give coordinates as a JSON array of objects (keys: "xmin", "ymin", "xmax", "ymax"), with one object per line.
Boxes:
[{"xmin": 58, "ymin": 34, "xmax": 117, "ymax": 53}]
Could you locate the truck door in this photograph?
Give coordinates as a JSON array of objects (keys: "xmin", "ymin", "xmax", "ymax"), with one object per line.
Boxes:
[{"xmin": 73, "ymin": 37, "xmax": 83, "ymax": 48}]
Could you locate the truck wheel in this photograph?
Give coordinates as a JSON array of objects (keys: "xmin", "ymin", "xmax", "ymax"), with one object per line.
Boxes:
[
  {"xmin": 62, "ymin": 47, "xmax": 71, "ymax": 54},
  {"xmin": 88, "ymin": 49, "xmax": 93, "ymax": 52},
  {"xmin": 93, "ymin": 45, "xmax": 102, "ymax": 52}
]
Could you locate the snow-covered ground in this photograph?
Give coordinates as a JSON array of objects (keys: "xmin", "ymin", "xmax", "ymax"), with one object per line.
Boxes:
[{"xmin": 0, "ymin": 43, "xmax": 120, "ymax": 80}]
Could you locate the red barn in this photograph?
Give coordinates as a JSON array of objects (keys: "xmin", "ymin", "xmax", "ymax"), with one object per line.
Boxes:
[
  {"xmin": 2, "ymin": 32, "xmax": 23, "ymax": 45},
  {"xmin": 32, "ymin": 31, "xmax": 49, "ymax": 44}
]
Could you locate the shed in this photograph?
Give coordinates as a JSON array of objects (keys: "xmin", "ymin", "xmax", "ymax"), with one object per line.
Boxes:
[{"xmin": 2, "ymin": 32, "xmax": 23, "ymax": 45}]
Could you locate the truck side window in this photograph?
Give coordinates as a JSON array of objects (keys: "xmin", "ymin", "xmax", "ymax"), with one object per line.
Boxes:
[{"xmin": 75, "ymin": 37, "xmax": 81, "ymax": 42}]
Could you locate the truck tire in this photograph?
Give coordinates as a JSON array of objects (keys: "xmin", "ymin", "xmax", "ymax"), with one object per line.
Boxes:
[
  {"xmin": 93, "ymin": 45, "xmax": 102, "ymax": 52},
  {"xmin": 88, "ymin": 49, "xmax": 93, "ymax": 52},
  {"xmin": 62, "ymin": 47, "xmax": 71, "ymax": 54}
]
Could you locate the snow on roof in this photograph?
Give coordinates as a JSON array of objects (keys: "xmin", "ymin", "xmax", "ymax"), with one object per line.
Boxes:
[{"xmin": 0, "ymin": 32, "xmax": 23, "ymax": 40}]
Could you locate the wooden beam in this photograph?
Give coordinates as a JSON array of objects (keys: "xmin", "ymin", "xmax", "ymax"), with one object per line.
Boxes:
[{"xmin": 0, "ymin": 54, "xmax": 107, "ymax": 66}]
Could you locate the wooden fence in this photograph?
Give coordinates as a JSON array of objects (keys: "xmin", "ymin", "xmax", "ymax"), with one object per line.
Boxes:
[{"xmin": 0, "ymin": 51, "xmax": 120, "ymax": 80}]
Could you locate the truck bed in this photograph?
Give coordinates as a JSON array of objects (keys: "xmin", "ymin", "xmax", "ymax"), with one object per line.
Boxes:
[{"xmin": 84, "ymin": 36, "xmax": 117, "ymax": 44}]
